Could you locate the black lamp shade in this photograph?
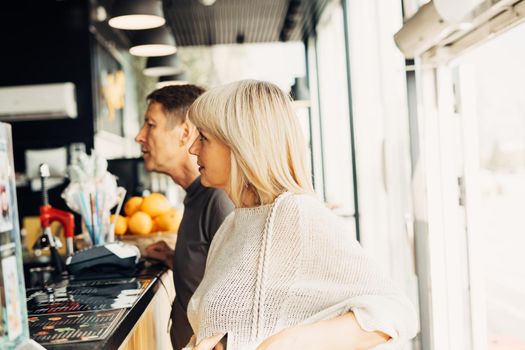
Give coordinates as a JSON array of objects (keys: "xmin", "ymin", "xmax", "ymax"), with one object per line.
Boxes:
[
  {"xmin": 129, "ymin": 26, "xmax": 177, "ymax": 57},
  {"xmin": 144, "ymin": 54, "xmax": 183, "ymax": 77},
  {"xmin": 109, "ymin": 0, "xmax": 165, "ymax": 30},
  {"xmin": 156, "ymin": 72, "xmax": 189, "ymax": 88},
  {"xmin": 291, "ymin": 77, "xmax": 310, "ymax": 106}
]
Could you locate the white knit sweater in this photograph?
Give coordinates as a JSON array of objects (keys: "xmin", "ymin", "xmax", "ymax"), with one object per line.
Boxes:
[{"xmin": 186, "ymin": 193, "xmax": 418, "ymax": 349}]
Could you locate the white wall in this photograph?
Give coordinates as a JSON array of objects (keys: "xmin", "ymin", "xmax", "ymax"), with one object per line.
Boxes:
[{"xmin": 178, "ymin": 42, "xmax": 306, "ymax": 91}]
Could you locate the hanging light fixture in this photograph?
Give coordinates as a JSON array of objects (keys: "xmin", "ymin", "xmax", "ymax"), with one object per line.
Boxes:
[
  {"xmin": 109, "ymin": 0, "xmax": 165, "ymax": 30},
  {"xmin": 156, "ymin": 73, "xmax": 189, "ymax": 89},
  {"xmin": 199, "ymin": 0, "xmax": 218, "ymax": 6},
  {"xmin": 144, "ymin": 54, "xmax": 183, "ymax": 77},
  {"xmin": 290, "ymin": 77, "xmax": 310, "ymax": 108},
  {"xmin": 129, "ymin": 26, "xmax": 176, "ymax": 57}
]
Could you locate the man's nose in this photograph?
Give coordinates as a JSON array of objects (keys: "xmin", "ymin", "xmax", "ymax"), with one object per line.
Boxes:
[{"xmin": 135, "ymin": 127, "xmax": 145, "ymax": 144}]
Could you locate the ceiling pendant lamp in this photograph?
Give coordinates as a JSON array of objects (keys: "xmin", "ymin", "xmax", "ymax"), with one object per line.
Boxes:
[
  {"xmin": 290, "ymin": 77, "xmax": 310, "ymax": 108},
  {"xmin": 156, "ymin": 73, "xmax": 189, "ymax": 89},
  {"xmin": 109, "ymin": 0, "xmax": 165, "ymax": 30},
  {"xmin": 199, "ymin": 0, "xmax": 218, "ymax": 5},
  {"xmin": 144, "ymin": 54, "xmax": 183, "ymax": 77},
  {"xmin": 129, "ymin": 26, "xmax": 177, "ymax": 57}
]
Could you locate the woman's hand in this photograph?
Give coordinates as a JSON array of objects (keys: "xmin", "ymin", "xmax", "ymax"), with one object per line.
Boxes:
[
  {"xmin": 194, "ymin": 333, "xmax": 226, "ymax": 350},
  {"xmin": 256, "ymin": 326, "xmax": 304, "ymax": 350}
]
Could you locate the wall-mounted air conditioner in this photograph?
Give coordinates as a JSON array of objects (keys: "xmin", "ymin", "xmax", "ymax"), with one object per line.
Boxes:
[
  {"xmin": 0, "ymin": 82, "xmax": 77, "ymax": 121},
  {"xmin": 394, "ymin": 2, "xmax": 455, "ymax": 59},
  {"xmin": 395, "ymin": 0, "xmax": 522, "ymax": 60}
]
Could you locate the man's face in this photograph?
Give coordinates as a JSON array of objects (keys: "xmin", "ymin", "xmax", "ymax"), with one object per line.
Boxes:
[{"xmin": 135, "ymin": 102, "xmax": 182, "ymax": 173}]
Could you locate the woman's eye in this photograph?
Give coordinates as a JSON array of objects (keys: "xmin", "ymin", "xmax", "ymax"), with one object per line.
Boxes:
[{"xmin": 199, "ymin": 133, "xmax": 207, "ymax": 141}]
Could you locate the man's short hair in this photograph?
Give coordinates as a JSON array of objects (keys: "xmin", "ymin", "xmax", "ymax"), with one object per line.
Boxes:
[{"xmin": 147, "ymin": 84, "xmax": 205, "ymax": 127}]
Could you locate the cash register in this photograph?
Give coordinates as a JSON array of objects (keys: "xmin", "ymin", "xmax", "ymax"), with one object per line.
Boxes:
[{"xmin": 65, "ymin": 242, "xmax": 140, "ymax": 275}]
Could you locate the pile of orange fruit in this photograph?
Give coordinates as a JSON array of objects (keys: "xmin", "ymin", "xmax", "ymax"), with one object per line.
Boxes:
[{"xmin": 110, "ymin": 193, "xmax": 182, "ymax": 235}]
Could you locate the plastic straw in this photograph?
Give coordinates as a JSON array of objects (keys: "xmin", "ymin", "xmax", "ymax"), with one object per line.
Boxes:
[
  {"xmin": 99, "ymin": 192, "xmax": 106, "ymax": 244},
  {"xmin": 95, "ymin": 191, "xmax": 104, "ymax": 245},
  {"xmin": 90, "ymin": 193, "xmax": 97, "ymax": 245},
  {"xmin": 78, "ymin": 192, "xmax": 94, "ymax": 245},
  {"xmin": 108, "ymin": 187, "xmax": 127, "ymax": 243}
]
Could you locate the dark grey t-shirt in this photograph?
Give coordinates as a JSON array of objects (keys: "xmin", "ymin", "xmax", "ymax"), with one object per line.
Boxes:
[{"xmin": 171, "ymin": 176, "xmax": 233, "ymax": 349}]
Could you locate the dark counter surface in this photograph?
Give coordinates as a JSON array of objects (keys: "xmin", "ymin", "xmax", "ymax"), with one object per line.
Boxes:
[{"xmin": 26, "ymin": 261, "xmax": 168, "ymax": 350}]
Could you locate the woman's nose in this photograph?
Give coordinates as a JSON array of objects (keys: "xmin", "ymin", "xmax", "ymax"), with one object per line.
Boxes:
[{"xmin": 189, "ymin": 138, "xmax": 199, "ymax": 155}]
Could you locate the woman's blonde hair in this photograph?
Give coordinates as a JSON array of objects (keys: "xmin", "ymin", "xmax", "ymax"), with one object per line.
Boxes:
[{"xmin": 188, "ymin": 79, "xmax": 314, "ymax": 206}]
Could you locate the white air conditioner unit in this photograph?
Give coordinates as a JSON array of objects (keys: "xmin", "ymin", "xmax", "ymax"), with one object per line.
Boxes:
[
  {"xmin": 394, "ymin": 2, "xmax": 455, "ymax": 59},
  {"xmin": 0, "ymin": 82, "xmax": 77, "ymax": 121},
  {"xmin": 395, "ymin": 0, "xmax": 522, "ymax": 59}
]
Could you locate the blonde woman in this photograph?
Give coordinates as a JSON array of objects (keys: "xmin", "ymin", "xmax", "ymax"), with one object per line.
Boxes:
[{"xmin": 185, "ymin": 80, "xmax": 418, "ymax": 350}]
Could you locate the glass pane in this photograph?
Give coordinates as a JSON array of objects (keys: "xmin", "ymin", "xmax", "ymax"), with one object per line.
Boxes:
[
  {"xmin": 0, "ymin": 124, "xmax": 30, "ymax": 349},
  {"xmin": 456, "ymin": 22, "xmax": 525, "ymax": 349},
  {"xmin": 295, "ymin": 108, "xmax": 313, "ymax": 178},
  {"xmin": 316, "ymin": 4, "xmax": 355, "ymax": 219}
]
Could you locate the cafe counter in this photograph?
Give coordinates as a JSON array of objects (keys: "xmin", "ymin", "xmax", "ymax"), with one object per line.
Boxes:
[{"xmin": 26, "ymin": 263, "xmax": 175, "ymax": 350}]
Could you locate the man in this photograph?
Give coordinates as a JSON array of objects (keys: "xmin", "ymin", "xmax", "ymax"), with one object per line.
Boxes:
[{"xmin": 135, "ymin": 85, "xmax": 233, "ymax": 350}]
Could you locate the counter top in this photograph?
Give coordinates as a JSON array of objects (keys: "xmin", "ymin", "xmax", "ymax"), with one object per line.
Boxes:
[{"xmin": 26, "ymin": 262, "xmax": 172, "ymax": 350}]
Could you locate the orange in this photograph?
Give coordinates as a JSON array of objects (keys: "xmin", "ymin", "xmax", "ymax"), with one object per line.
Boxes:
[
  {"xmin": 155, "ymin": 208, "xmax": 182, "ymax": 233},
  {"xmin": 110, "ymin": 214, "xmax": 128, "ymax": 235},
  {"xmin": 128, "ymin": 211, "xmax": 153, "ymax": 235},
  {"xmin": 140, "ymin": 193, "xmax": 171, "ymax": 218},
  {"xmin": 150, "ymin": 219, "xmax": 160, "ymax": 233},
  {"xmin": 124, "ymin": 196, "xmax": 143, "ymax": 216}
]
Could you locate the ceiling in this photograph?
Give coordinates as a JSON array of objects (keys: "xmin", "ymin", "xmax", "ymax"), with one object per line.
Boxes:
[
  {"xmin": 98, "ymin": 0, "xmax": 331, "ymax": 47},
  {"xmin": 163, "ymin": 0, "xmax": 330, "ymax": 45}
]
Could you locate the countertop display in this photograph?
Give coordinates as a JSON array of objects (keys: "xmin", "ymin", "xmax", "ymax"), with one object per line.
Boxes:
[{"xmin": 26, "ymin": 262, "xmax": 171, "ymax": 350}]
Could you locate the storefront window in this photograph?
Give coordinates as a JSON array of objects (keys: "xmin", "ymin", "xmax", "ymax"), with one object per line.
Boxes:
[
  {"xmin": 315, "ymin": 3, "xmax": 355, "ymax": 227},
  {"xmin": 454, "ymin": 22, "xmax": 525, "ymax": 349}
]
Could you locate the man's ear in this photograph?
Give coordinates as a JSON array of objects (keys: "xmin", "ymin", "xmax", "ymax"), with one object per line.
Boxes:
[{"xmin": 179, "ymin": 120, "xmax": 197, "ymax": 146}]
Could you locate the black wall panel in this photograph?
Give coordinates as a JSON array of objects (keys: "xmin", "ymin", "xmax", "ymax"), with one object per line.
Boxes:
[
  {"xmin": 0, "ymin": 0, "xmax": 94, "ymax": 221},
  {"xmin": 0, "ymin": 0, "xmax": 94, "ymax": 173}
]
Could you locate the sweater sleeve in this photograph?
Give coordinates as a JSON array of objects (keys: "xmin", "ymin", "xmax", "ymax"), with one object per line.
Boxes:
[{"xmin": 275, "ymin": 195, "xmax": 418, "ymax": 348}]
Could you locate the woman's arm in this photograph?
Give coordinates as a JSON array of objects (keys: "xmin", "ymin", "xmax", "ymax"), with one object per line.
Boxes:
[
  {"xmin": 256, "ymin": 312, "xmax": 390, "ymax": 350},
  {"xmin": 191, "ymin": 333, "xmax": 226, "ymax": 350}
]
